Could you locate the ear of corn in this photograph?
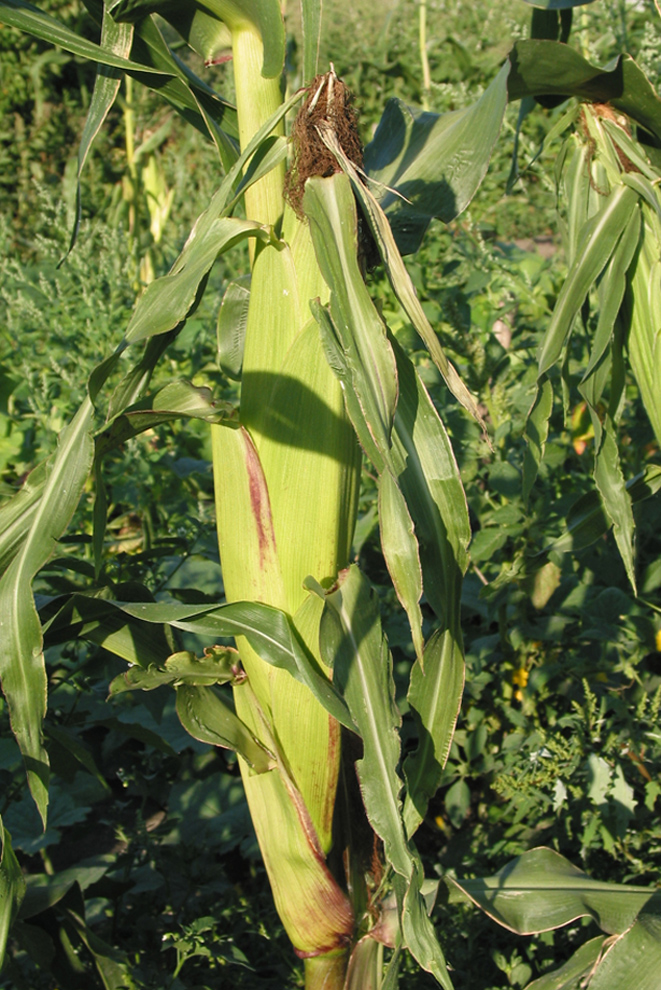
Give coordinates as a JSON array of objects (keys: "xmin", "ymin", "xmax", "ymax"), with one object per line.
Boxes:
[{"xmin": 209, "ymin": 9, "xmax": 361, "ymax": 971}]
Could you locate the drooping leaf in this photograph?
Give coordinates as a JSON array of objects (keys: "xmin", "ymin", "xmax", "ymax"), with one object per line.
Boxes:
[
  {"xmin": 0, "ymin": 400, "xmax": 95, "ymax": 826},
  {"xmin": 0, "ymin": 820, "xmax": 25, "ymax": 972},
  {"xmin": 64, "ymin": 3, "xmax": 134, "ymax": 258},
  {"xmin": 523, "ymin": 376, "xmax": 554, "ymax": 501},
  {"xmin": 175, "ymin": 683, "xmax": 275, "ymax": 772},
  {"xmin": 451, "ymin": 847, "xmax": 657, "ymax": 936},
  {"xmin": 320, "ymin": 565, "xmax": 412, "ymax": 879},
  {"xmin": 114, "ymin": 0, "xmax": 286, "ymax": 79},
  {"xmin": 96, "ymin": 597, "xmax": 357, "ymax": 732},
  {"xmin": 378, "ymin": 469, "xmax": 424, "ymax": 665},
  {"xmin": 305, "ymin": 174, "xmax": 398, "ymax": 460},
  {"xmin": 109, "ymin": 647, "xmax": 238, "ymax": 694},
  {"xmin": 507, "ymin": 42, "xmax": 661, "ymax": 142},
  {"xmin": 390, "ymin": 340, "xmax": 470, "ymax": 630},
  {"xmin": 538, "ymin": 184, "xmax": 639, "ymax": 376},
  {"xmin": 0, "ymin": 0, "xmax": 165, "ymax": 72},
  {"xmin": 403, "ymin": 628, "xmax": 465, "ymax": 837},
  {"xmin": 364, "ymin": 62, "xmax": 509, "ymax": 254},
  {"xmin": 544, "ymin": 464, "xmax": 661, "ymax": 554},
  {"xmin": 315, "ymin": 127, "xmax": 484, "ymax": 430}
]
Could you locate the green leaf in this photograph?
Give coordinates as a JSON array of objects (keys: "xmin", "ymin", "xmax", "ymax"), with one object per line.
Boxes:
[
  {"xmin": 124, "ymin": 217, "xmax": 270, "ymax": 346},
  {"xmin": 175, "ymin": 683, "xmax": 275, "ymax": 772},
  {"xmin": 545, "ymin": 464, "xmax": 661, "ymax": 554},
  {"xmin": 539, "ymin": 184, "xmax": 639, "ymax": 376},
  {"xmin": 95, "ymin": 381, "xmax": 236, "ymax": 459},
  {"xmin": 301, "ymin": 0, "xmax": 322, "ymax": 84},
  {"xmin": 41, "ymin": 592, "xmax": 173, "ymax": 669},
  {"xmin": 451, "ymin": 847, "xmax": 657, "ymax": 936},
  {"xmin": 507, "ymin": 43, "xmax": 661, "ymax": 142},
  {"xmin": 588, "ymin": 901, "xmax": 661, "ymax": 990},
  {"xmin": 108, "ymin": 647, "xmax": 238, "ymax": 693},
  {"xmin": 0, "ymin": 820, "xmax": 25, "ymax": 972},
  {"xmin": 115, "ymin": 0, "xmax": 287, "ymax": 79},
  {"xmin": 305, "ymin": 174, "xmax": 398, "ymax": 460},
  {"xmin": 390, "ymin": 340, "xmax": 470, "ymax": 630},
  {"xmin": 525, "ymin": 937, "xmax": 606, "ymax": 990},
  {"xmin": 378, "ymin": 469, "xmax": 424, "ymax": 665},
  {"xmin": 583, "ymin": 206, "xmax": 641, "ymax": 383},
  {"xmin": 65, "ymin": 3, "xmax": 134, "ymax": 259},
  {"xmin": 403, "ymin": 629, "xmax": 465, "ymax": 837},
  {"xmin": 398, "ymin": 865, "xmax": 453, "ymax": 990},
  {"xmin": 320, "ymin": 565, "xmax": 412, "ymax": 879},
  {"xmin": 364, "ymin": 62, "xmax": 509, "ymax": 254},
  {"xmin": 103, "ymin": 598, "xmax": 357, "ymax": 732},
  {"xmin": 0, "ymin": 0, "xmax": 165, "ymax": 72},
  {"xmin": 523, "ymin": 376, "xmax": 554, "ymax": 502},
  {"xmin": 316, "ymin": 128, "xmax": 484, "ymax": 430},
  {"xmin": 0, "ymin": 400, "xmax": 95, "ymax": 826}
]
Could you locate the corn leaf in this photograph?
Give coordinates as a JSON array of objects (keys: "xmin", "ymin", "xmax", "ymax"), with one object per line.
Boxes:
[
  {"xmin": 543, "ymin": 464, "xmax": 661, "ymax": 554},
  {"xmin": 320, "ymin": 565, "xmax": 412, "ymax": 879},
  {"xmin": 525, "ymin": 937, "xmax": 606, "ymax": 990},
  {"xmin": 0, "ymin": 461, "xmax": 48, "ymax": 575},
  {"xmin": 403, "ymin": 628, "xmax": 465, "ymax": 837},
  {"xmin": 364, "ymin": 62, "xmax": 509, "ymax": 255},
  {"xmin": 523, "ymin": 376, "xmax": 554, "ymax": 502},
  {"xmin": 175, "ymin": 683, "xmax": 275, "ymax": 772},
  {"xmin": 316, "ymin": 126, "xmax": 483, "ymax": 430},
  {"xmin": 0, "ymin": 820, "xmax": 25, "ymax": 972},
  {"xmin": 390, "ymin": 340, "xmax": 470, "ymax": 629},
  {"xmin": 115, "ymin": 0, "xmax": 286, "ymax": 79},
  {"xmin": 451, "ymin": 847, "xmax": 657, "ymax": 935},
  {"xmin": 378, "ymin": 468, "xmax": 424, "ymax": 665},
  {"xmin": 108, "ymin": 647, "xmax": 237, "ymax": 693},
  {"xmin": 65, "ymin": 3, "xmax": 133, "ymax": 258},
  {"xmin": 124, "ymin": 218, "xmax": 270, "ymax": 346},
  {"xmin": 0, "ymin": 399, "xmax": 95, "ymax": 826},
  {"xmin": 305, "ymin": 174, "xmax": 398, "ymax": 459},
  {"xmin": 538, "ymin": 184, "xmax": 638, "ymax": 376},
  {"xmin": 399, "ymin": 865, "xmax": 453, "ymax": 990},
  {"xmin": 301, "ymin": 0, "xmax": 322, "ymax": 83},
  {"xmin": 0, "ymin": 0, "xmax": 163, "ymax": 72},
  {"xmin": 587, "ymin": 905, "xmax": 661, "ymax": 990},
  {"xmin": 96, "ymin": 597, "xmax": 357, "ymax": 732},
  {"xmin": 41, "ymin": 592, "xmax": 173, "ymax": 668}
]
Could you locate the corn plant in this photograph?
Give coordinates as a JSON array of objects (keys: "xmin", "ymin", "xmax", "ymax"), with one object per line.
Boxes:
[{"xmin": 2, "ymin": 0, "xmax": 661, "ymax": 988}]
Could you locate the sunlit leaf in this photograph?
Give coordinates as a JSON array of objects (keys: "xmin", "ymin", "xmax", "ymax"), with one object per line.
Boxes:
[
  {"xmin": 451, "ymin": 847, "xmax": 657, "ymax": 935},
  {"xmin": 364, "ymin": 62, "xmax": 509, "ymax": 254}
]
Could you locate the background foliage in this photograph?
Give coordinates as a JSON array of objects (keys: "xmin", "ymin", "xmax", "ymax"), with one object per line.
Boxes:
[{"xmin": 1, "ymin": 0, "xmax": 661, "ymax": 987}]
